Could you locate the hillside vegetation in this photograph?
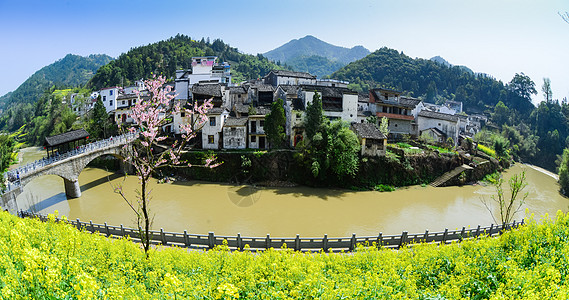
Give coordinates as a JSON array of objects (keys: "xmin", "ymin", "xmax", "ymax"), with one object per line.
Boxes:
[
  {"xmin": 88, "ymin": 34, "xmax": 281, "ymax": 90},
  {"xmin": 2, "ymin": 210, "xmax": 569, "ymax": 298},
  {"xmin": 0, "ymin": 54, "xmax": 112, "ymax": 109},
  {"xmin": 333, "ymin": 47, "xmax": 513, "ymax": 112}
]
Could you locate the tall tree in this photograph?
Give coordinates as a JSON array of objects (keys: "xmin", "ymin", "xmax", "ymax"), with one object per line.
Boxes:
[
  {"xmin": 542, "ymin": 77, "xmax": 553, "ymax": 103},
  {"xmin": 304, "ymin": 92, "xmax": 324, "ymax": 141},
  {"xmin": 507, "ymin": 73, "xmax": 536, "ymax": 115},
  {"xmin": 89, "ymin": 97, "xmax": 112, "ymax": 139},
  {"xmin": 264, "ymin": 98, "xmax": 287, "ymax": 148},
  {"xmin": 114, "ymin": 75, "xmax": 219, "ymax": 258}
]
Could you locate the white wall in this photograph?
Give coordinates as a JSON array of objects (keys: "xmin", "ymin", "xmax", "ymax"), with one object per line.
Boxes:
[
  {"xmin": 201, "ymin": 111, "xmax": 228, "ymax": 149},
  {"xmin": 417, "ymin": 116, "xmax": 459, "ymax": 145}
]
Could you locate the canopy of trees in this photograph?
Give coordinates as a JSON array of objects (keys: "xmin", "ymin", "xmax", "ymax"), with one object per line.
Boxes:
[{"xmin": 88, "ymin": 34, "xmax": 281, "ymax": 90}]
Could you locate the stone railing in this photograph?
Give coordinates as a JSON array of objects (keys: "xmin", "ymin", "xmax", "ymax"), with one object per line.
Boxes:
[{"xmin": 3, "ymin": 132, "xmax": 137, "ymax": 193}]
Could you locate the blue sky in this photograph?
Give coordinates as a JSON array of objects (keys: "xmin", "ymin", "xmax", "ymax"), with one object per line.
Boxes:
[{"xmin": 1, "ymin": 0, "xmax": 568, "ymax": 103}]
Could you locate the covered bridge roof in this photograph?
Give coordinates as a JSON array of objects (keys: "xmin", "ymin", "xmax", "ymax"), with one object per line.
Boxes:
[{"xmin": 44, "ymin": 129, "xmax": 90, "ymax": 147}]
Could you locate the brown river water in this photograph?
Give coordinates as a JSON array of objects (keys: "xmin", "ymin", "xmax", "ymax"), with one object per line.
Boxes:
[{"xmin": 14, "ymin": 147, "xmax": 569, "ymax": 237}]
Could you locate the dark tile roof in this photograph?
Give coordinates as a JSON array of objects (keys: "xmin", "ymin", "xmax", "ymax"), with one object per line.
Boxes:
[
  {"xmin": 268, "ymin": 70, "xmax": 316, "ymax": 79},
  {"xmin": 299, "ymin": 85, "xmax": 357, "ymax": 98},
  {"xmin": 418, "ymin": 110, "xmax": 459, "ymax": 122},
  {"xmin": 44, "ymin": 129, "xmax": 90, "ymax": 147},
  {"xmin": 399, "ymin": 96, "xmax": 421, "ymax": 108},
  {"xmin": 229, "ymin": 86, "xmax": 247, "ymax": 94},
  {"xmin": 235, "ymin": 104, "xmax": 250, "ymax": 114},
  {"xmin": 278, "ymin": 85, "xmax": 300, "ymax": 96},
  {"xmin": 351, "ymin": 123, "xmax": 386, "ymax": 140},
  {"xmin": 254, "ymin": 84, "xmax": 275, "ymax": 92},
  {"xmin": 191, "ymin": 83, "xmax": 222, "ymax": 97},
  {"xmin": 358, "ymin": 94, "xmax": 370, "ymax": 103},
  {"xmin": 250, "ymin": 107, "xmax": 271, "ymax": 116},
  {"xmin": 224, "ymin": 117, "xmax": 248, "ymax": 127},
  {"xmin": 208, "ymin": 107, "xmax": 226, "ymax": 114}
]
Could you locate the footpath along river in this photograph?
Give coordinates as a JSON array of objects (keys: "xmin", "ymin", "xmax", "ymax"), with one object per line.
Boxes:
[{"xmin": 13, "ymin": 147, "xmax": 569, "ymax": 237}]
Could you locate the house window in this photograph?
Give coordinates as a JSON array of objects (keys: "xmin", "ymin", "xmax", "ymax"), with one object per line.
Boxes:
[
  {"xmin": 260, "ymin": 120, "xmax": 264, "ymax": 127},
  {"xmin": 103, "ymin": 96, "xmax": 107, "ymax": 101},
  {"xmin": 210, "ymin": 116, "xmax": 216, "ymax": 126},
  {"xmin": 110, "ymin": 100, "xmax": 113, "ymax": 106},
  {"xmin": 208, "ymin": 135, "xmax": 214, "ymax": 144},
  {"xmin": 181, "ymin": 112, "xmax": 185, "ymax": 118},
  {"xmin": 251, "ymin": 136, "xmax": 257, "ymax": 143},
  {"xmin": 231, "ymin": 127, "xmax": 236, "ymax": 132},
  {"xmin": 110, "ymin": 90, "xmax": 113, "ymax": 96}
]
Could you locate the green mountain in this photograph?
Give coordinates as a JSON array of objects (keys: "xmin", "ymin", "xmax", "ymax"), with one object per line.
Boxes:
[
  {"xmin": 264, "ymin": 35, "xmax": 370, "ymax": 64},
  {"xmin": 88, "ymin": 34, "xmax": 282, "ymax": 90},
  {"xmin": 263, "ymin": 35, "xmax": 370, "ymax": 77},
  {"xmin": 332, "ymin": 47, "xmax": 513, "ymax": 112},
  {"xmin": 285, "ymin": 55, "xmax": 345, "ymax": 79},
  {"xmin": 0, "ymin": 54, "xmax": 113, "ymax": 109}
]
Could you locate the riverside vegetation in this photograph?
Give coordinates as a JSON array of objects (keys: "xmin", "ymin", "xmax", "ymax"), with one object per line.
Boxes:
[{"xmin": 2, "ymin": 209, "xmax": 569, "ymax": 298}]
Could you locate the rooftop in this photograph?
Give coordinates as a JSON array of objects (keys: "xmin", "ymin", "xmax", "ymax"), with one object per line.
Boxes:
[
  {"xmin": 351, "ymin": 123, "xmax": 386, "ymax": 140},
  {"xmin": 299, "ymin": 85, "xmax": 357, "ymax": 98},
  {"xmin": 267, "ymin": 70, "xmax": 316, "ymax": 79},
  {"xmin": 418, "ymin": 110, "xmax": 459, "ymax": 122},
  {"xmin": 44, "ymin": 129, "xmax": 90, "ymax": 147},
  {"xmin": 224, "ymin": 117, "xmax": 248, "ymax": 127},
  {"xmin": 191, "ymin": 83, "xmax": 222, "ymax": 97}
]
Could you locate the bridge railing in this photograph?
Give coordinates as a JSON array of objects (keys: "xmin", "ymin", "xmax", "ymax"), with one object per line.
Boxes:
[
  {"xmin": 18, "ymin": 210, "xmax": 524, "ymax": 252},
  {"xmin": 3, "ymin": 132, "xmax": 138, "ymax": 193}
]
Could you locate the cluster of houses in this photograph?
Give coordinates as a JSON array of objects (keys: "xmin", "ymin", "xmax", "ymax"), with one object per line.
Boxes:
[{"xmin": 68, "ymin": 56, "xmax": 487, "ymax": 157}]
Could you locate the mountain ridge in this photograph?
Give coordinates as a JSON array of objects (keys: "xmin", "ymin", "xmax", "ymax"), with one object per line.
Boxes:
[{"xmin": 0, "ymin": 54, "xmax": 113, "ymax": 109}]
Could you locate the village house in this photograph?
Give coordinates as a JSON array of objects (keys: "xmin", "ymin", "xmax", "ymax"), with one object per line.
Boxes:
[
  {"xmin": 222, "ymin": 117, "xmax": 248, "ymax": 149},
  {"xmin": 99, "ymin": 87, "xmax": 119, "ymax": 113},
  {"xmin": 246, "ymin": 83, "xmax": 275, "ymax": 107},
  {"xmin": 248, "ymin": 107, "xmax": 270, "ymax": 149},
  {"xmin": 264, "ymin": 70, "xmax": 316, "ymax": 87},
  {"xmin": 201, "ymin": 107, "xmax": 229, "ymax": 150},
  {"xmin": 417, "ymin": 110, "xmax": 459, "ymax": 145},
  {"xmin": 369, "ymin": 88, "xmax": 418, "ymax": 139},
  {"xmin": 350, "ymin": 122, "xmax": 387, "ymax": 156},
  {"xmin": 174, "ymin": 56, "xmax": 231, "ymax": 101},
  {"xmin": 299, "ymin": 85, "xmax": 358, "ymax": 123}
]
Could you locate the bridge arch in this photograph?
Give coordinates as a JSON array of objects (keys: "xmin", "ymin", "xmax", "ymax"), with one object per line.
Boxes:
[{"xmin": 2, "ymin": 133, "xmax": 137, "ymax": 213}]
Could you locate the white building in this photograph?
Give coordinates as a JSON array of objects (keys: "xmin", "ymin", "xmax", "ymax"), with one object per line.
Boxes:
[
  {"xmin": 201, "ymin": 108, "xmax": 229, "ymax": 150},
  {"xmin": 223, "ymin": 117, "xmax": 248, "ymax": 149},
  {"xmin": 175, "ymin": 56, "xmax": 231, "ymax": 101},
  {"xmin": 99, "ymin": 87, "xmax": 119, "ymax": 113},
  {"xmin": 417, "ymin": 110, "xmax": 459, "ymax": 145},
  {"xmin": 299, "ymin": 85, "xmax": 358, "ymax": 123},
  {"xmin": 264, "ymin": 70, "xmax": 316, "ymax": 87}
]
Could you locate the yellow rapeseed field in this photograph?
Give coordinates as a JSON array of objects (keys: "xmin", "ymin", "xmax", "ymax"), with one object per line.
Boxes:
[{"xmin": 1, "ymin": 210, "xmax": 569, "ymax": 299}]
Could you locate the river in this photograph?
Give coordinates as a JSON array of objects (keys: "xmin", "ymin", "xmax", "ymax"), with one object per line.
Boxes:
[{"xmin": 13, "ymin": 147, "xmax": 569, "ymax": 237}]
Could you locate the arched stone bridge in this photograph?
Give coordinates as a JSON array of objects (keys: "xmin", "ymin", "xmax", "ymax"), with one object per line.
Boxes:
[{"xmin": 1, "ymin": 133, "xmax": 137, "ymax": 213}]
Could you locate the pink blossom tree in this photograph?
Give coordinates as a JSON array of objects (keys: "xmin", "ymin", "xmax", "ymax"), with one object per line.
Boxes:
[{"xmin": 114, "ymin": 75, "xmax": 220, "ymax": 257}]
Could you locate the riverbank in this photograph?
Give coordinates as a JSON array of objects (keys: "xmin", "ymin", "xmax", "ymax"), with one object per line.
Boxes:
[{"xmin": 525, "ymin": 163, "xmax": 559, "ymax": 181}]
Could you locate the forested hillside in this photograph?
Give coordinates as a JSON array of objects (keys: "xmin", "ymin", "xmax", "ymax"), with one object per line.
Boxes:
[
  {"xmin": 88, "ymin": 34, "xmax": 281, "ymax": 90},
  {"xmin": 332, "ymin": 47, "xmax": 523, "ymax": 113},
  {"xmin": 0, "ymin": 54, "xmax": 112, "ymax": 109}
]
